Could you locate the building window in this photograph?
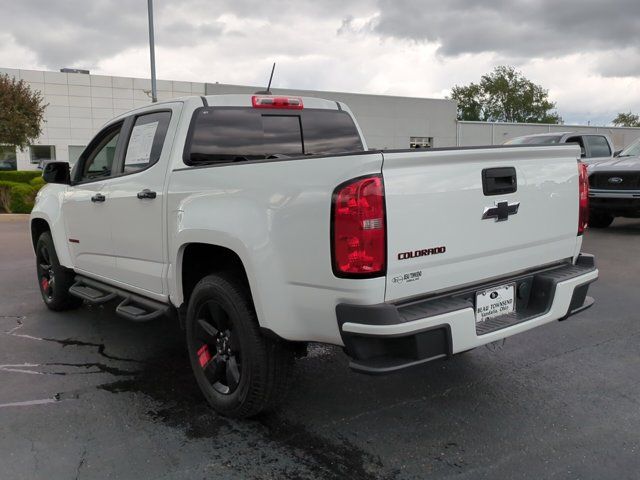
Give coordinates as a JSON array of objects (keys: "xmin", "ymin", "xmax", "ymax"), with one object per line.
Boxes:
[
  {"xmin": 0, "ymin": 146, "xmax": 17, "ymax": 171},
  {"xmin": 409, "ymin": 136, "xmax": 433, "ymax": 149},
  {"xmin": 30, "ymin": 145, "xmax": 56, "ymax": 164},
  {"xmin": 68, "ymin": 145, "xmax": 86, "ymax": 166}
]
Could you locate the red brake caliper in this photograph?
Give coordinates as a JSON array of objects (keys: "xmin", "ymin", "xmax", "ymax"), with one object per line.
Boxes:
[
  {"xmin": 197, "ymin": 345, "xmax": 212, "ymax": 368},
  {"xmin": 41, "ymin": 277, "xmax": 49, "ymax": 292}
]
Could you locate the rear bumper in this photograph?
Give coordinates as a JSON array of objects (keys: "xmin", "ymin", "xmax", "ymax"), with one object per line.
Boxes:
[{"xmin": 337, "ymin": 254, "xmax": 598, "ymax": 374}]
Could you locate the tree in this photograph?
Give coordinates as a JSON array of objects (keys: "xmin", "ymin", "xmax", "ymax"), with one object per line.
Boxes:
[
  {"xmin": 0, "ymin": 74, "xmax": 47, "ymax": 150},
  {"xmin": 449, "ymin": 66, "xmax": 562, "ymax": 124},
  {"xmin": 612, "ymin": 112, "xmax": 640, "ymax": 127}
]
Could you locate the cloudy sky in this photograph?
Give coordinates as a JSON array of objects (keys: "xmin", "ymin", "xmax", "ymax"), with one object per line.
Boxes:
[{"xmin": 2, "ymin": 0, "xmax": 640, "ymax": 125}]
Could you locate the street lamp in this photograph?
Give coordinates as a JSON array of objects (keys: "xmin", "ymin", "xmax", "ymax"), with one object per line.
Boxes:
[{"xmin": 147, "ymin": 0, "xmax": 157, "ymax": 103}]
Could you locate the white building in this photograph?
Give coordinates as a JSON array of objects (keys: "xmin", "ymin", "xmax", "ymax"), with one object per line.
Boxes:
[
  {"xmin": 0, "ymin": 67, "xmax": 457, "ymax": 171},
  {"xmin": 0, "ymin": 68, "xmax": 207, "ymax": 171},
  {"xmin": 1, "ymin": 67, "xmax": 639, "ymax": 171}
]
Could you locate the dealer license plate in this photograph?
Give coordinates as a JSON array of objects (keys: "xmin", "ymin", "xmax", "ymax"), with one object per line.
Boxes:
[{"xmin": 475, "ymin": 283, "xmax": 515, "ymax": 322}]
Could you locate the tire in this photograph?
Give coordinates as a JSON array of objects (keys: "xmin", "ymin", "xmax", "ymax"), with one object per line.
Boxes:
[
  {"xmin": 35, "ymin": 231, "xmax": 82, "ymax": 311},
  {"xmin": 185, "ymin": 273, "xmax": 294, "ymax": 418},
  {"xmin": 589, "ymin": 211, "xmax": 614, "ymax": 229}
]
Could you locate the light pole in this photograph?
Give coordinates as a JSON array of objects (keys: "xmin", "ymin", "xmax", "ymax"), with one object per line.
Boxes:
[{"xmin": 147, "ymin": 0, "xmax": 157, "ymax": 103}]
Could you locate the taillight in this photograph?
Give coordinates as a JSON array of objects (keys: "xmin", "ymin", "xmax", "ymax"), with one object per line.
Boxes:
[
  {"xmin": 578, "ymin": 161, "xmax": 589, "ymax": 235},
  {"xmin": 252, "ymin": 95, "xmax": 303, "ymax": 109},
  {"xmin": 332, "ymin": 175, "xmax": 386, "ymax": 277}
]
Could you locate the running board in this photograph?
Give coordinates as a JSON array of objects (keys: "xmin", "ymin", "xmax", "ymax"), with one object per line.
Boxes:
[{"xmin": 70, "ymin": 276, "xmax": 170, "ymax": 322}]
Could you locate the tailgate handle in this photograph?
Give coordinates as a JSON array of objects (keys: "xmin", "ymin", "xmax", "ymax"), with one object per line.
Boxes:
[{"xmin": 482, "ymin": 167, "xmax": 517, "ymax": 196}]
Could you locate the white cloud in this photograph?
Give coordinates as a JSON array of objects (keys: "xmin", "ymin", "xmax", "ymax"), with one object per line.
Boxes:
[{"xmin": 1, "ymin": 0, "xmax": 640, "ymax": 125}]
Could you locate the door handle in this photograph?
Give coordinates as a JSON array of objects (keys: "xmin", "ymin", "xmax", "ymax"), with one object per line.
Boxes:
[
  {"xmin": 482, "ymin": 167, "xmax": 517, "ymax": 196},
  {"xmin": 91, "ymin": 193, "xmax": 106, "ymax": 203},
  {"xmin": 137, "ymin": 189, "xmax": 157, "ymax": 200}
]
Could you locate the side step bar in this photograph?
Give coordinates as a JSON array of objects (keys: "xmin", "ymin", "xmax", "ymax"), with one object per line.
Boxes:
[{"xmin": 69, "ymin": 276, "xmax": 170, "ymax": 322}]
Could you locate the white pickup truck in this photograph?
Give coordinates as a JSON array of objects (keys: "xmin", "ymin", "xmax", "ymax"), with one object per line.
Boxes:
[{"xmin": 31, "ymin": 94, "xmax": 598, "ymax": 418}]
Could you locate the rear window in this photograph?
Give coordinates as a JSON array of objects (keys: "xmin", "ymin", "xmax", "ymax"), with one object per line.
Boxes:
[{"xmin": 184, "ymin": 107, "xmax": 363, "ymax": 165}]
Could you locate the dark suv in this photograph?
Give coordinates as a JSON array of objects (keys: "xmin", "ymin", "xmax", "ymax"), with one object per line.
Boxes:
[{"xmin": 588, "ymin": 138, "xmax": 640, "ymax": 228}]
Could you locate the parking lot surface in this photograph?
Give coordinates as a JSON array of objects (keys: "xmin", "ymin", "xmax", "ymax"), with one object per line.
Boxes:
[{"xmin": 1, "ymin": 214, "xmax": 639, "ymax": 479}]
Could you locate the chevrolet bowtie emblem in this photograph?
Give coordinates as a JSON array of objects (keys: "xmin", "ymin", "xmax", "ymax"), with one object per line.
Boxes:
[{"xmin": 482, "ymin": 201, "xmax": 520, "ymax": 222}]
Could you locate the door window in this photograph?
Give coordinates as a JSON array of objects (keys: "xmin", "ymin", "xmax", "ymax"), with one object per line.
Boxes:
[
  {"xmin": 122, "ymin": 111, "xmax": 172, "ymax": 174},
  {"xmin": 566, "ymin": 136, "xmax": 586, "ymax": 158},
  {"xmin": 585, "ymin": 136, "xmax": 611, "ymax": 158},
  {"xmin": 78, "ymin": 124, "xmax": 122, "ymax": 182}
]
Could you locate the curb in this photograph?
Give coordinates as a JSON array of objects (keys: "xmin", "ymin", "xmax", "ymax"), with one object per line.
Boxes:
[{"xmin": 0, "ymin": 214, "xmax": 30, "ymax": 221}]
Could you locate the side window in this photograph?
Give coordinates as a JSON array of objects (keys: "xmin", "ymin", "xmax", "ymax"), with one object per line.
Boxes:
[
  {"xmin": 566, "ymin": 136, "xmax": 586, "ymax": 158},
  {"xmin": 122, "ymin": 111, "xmax": 171, "ymax": 174},
  {"xmin": 585, "ymin": 136, "xmax": 611, "ymax": 158},
  {"xmin": 78, "ymin": 124, "xmax": 122, "ymax": 182}
]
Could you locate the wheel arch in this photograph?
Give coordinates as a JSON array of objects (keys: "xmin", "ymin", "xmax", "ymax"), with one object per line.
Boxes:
[
  {"xmin": 30, "ymin": 185, "xmax": 74, "ymax": 268},
  {"xmin": 30, "ymin": 215, "xmax": 73, "ymax": 268},
  {"xmin": 30, "ymin": 217, "xmax": 51, "ymax": 251},
  {"xmin": 177, "ymin": 242, "xmax": 254, "ymax": 315}
]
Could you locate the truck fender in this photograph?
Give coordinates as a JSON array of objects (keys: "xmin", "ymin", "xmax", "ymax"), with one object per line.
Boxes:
[
  {"xmin": 30, "ymin": 185, "xmax": 74, "ymax": 269},
  {"xmin": 168, "ymin": 202, "xmax": 286, "ymax": 328}
]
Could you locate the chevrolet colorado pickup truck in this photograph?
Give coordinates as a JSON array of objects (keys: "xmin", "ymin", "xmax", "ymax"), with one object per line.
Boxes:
[{"xmin": 31, "ymin": 94, "xmax": 598, "ymax": 418}]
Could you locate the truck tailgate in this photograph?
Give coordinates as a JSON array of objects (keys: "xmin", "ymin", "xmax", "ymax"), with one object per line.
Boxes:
[{"xmin": 383, "ymin": 145, "xmax": 581, "ymax": 302}]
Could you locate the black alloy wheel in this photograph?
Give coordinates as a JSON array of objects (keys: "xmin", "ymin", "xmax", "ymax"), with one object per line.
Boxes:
[
  {"xmin": 37, "ymin": 243, "xmax": 55, "ymax": 301},
  {"xmin": 35, "ymin": 231, "xmax": 81, "ymax": 311},
  {"xmin": 185, "ymin": 273, "xmax": 294, "ymax": 418},
  {"xmin": 193, "ymin": 300, "xmax": 242, "ymax": 395}
]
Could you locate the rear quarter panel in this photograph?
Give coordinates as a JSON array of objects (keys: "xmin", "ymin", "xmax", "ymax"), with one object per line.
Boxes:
[{"xmin": 168, "ymin": 153, "xmax": 385, "ymax": 344}]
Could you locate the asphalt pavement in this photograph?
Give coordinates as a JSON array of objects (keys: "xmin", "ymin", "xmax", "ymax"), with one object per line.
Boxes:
[{"xmin": 1, "ymin": 214, "xmax": 639, "ymax": 479}]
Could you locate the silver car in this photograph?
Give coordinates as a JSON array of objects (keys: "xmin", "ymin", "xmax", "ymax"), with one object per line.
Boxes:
[{"xmin": 504, "ymin": 132, "xmax": 614, "ymax": 165}]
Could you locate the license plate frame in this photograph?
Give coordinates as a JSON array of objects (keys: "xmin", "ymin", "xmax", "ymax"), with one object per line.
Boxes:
[{"xmin": 475, "ymin": 283, "xmax": 516, "ymax": 323}]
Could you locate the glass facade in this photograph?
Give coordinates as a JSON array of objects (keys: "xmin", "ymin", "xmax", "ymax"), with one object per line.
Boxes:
[
  {"xmin": 0, "ymin": 146, "xmax": 17, "ymax": 171},
  {"xmin": 30, "ymin": 145, "xmax": 56, "ymax": 165},
  {"xmin": 409, "ymin": 136, "xmax": 433, "ymax": 149}
]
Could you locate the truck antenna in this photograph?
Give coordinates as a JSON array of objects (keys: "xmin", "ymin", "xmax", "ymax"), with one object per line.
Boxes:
[{"xmin": 255, "ymin": 62, "xmax": 276, "ymax": 94}]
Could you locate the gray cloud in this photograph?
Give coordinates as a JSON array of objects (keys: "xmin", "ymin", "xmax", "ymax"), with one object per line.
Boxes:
[
  {"xmin": 6, "ymin": 0, "xmax": 640, "ymax": 79},
  {"xmin": 369, "ymin": 0, "xmax": 640, "ymax": 75},
  {"xmin": 596, "ymin": 49, "xmax": 640, "ymax": 78},
  {"xmin": 4, "ymin": 1, "xmax": 226, "ymax": 69}
]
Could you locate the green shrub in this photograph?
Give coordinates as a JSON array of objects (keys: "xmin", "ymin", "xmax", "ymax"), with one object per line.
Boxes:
[
  {"xmin": 0, "ymin": 170, "xmax": 42, "ymax": 183},
  {"xmin": 29, "ymin": 176, "xmax": 46, "ymax": 188},
  {"xmin": 0, "ymin": 180, "xmax": 37, "ymax": 213},
  {"xmin": 0, "ymin": 181, "xmax": 14, "ymax": 212}
]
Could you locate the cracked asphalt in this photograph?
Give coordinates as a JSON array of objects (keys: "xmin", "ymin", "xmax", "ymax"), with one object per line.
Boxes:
[{"xmin": 1, "ymin": 214, "xmax": 639, "ymax": 479}]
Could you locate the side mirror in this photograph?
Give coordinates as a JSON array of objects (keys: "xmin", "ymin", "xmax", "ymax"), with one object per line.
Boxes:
[
  {"xmin": 42, "ymin": 162, "xmax": 71, "ymax": 185},
  {"xmin": 613, "ymin": 149, "xmax": 622, "ymax": 157}
]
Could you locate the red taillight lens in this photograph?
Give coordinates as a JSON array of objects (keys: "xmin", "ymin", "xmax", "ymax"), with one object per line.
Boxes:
[
  {"xmin": 251, "ymin": 95, "xmax": 303, "ymax": 109},
  {"xmin": 578, "ymin": 161, "xmax": 589, "ymax": 235},
  {"xmin": 332, "ymin": 175, "xmax": 386, "ymax": 277}
]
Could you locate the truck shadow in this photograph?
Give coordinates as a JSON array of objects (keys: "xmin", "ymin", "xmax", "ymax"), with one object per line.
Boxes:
[
  {"xmin": 595, "ymin": 218, "xmax": 640, "ymax": 235},
  {"xmin": 86, "ymin": 313, "xmax": 508, "ymax": 479},
  {"xmin": 8, "ymin": 304, "xmax": 553, "ymax": 479}
]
